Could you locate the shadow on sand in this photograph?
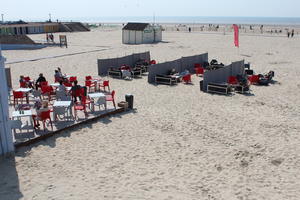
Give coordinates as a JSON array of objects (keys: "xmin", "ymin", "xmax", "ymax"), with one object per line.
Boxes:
[
  {"xmin": 15, "ymin": 108, "xmax": 137, "ymax": 156},
  {"xmin": 0, "ymin": 155, "xmax": 23, "ymax": 200}
]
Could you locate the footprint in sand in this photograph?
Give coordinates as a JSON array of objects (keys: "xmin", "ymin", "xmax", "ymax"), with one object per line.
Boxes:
[{"xmin": 271, "ymin": 158, "xmax": 284, "ymax": 166}]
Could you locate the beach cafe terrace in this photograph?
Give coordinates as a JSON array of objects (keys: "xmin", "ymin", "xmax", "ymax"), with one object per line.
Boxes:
[{"xmin": 7, "ymin": 70, "xmax": 131, "ymax": 148}]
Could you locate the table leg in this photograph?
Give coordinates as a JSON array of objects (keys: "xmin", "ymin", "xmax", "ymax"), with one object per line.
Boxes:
[{"xmin": 26, "ymin": 93, "xmax": 29, "ymax": 104}]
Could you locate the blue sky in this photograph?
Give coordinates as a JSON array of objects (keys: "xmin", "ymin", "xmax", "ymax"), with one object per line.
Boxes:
[{"xmin": 1, "ymin": 0, "xmax": 300, "ymax": 21}]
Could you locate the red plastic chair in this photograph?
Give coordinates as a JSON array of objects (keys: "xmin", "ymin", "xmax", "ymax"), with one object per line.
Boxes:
[
  {"xmin": 24, "ymin": 77, "xmax": 31, "ymax": 82},
  {"xmin": 194, "ymin": 63, "xmax": 202, "ymax": 68},
  {"xmin": 74, "ymin": 93, "xmax": 89, "ymax": 119},
  {"xmin": 248, "ymin": 75, "xmax": 260, "ymax": 85},
  {"xmin": 85, "ymin": 80, "xmax": 96, "ymax": 93},
  {"xmin": 38, "ymin": 110, "xmax": 53, "ymax": 131},
  {"xmin": 13, "ymin": 91, "xmax": 25, "ymax": 106},
  {"xmin": 63, "ymin": 82, "xmax": 72, "ymax": 87},
  {"xmin": 150, "ymin": 60, "xmax": 157, "ymax": 65},
  {"xmin": 85, "ymin": 76, "xmax": 92, "ymax": 81},
  {"xmin": 182, "ymin": 74, "xmax": 192, "ymax": 84},
  {"xmin": 40, "ymin": 81, "xmax": 48, "ymax": 87},
  {"xmin": 105, "ymin": 90, "xmax": 116, "ymax": 109},
  {"xmin": 69, "ymin": 76, "xmax": 77, "ymax": 82},
  {"xmin": 99, "ymin": 80, "xmax": 110, "ymax": 92},
  {"xmin": 195, "ymin": 67, "xmax": 204, "ymax": 76},
  {"xmin": 41, "ymin": 86, "xmax": 54, "ymax": 100},
  {"xmin": 227, "ymin": 76, "xmax": 238, "ymax": 85},
  {"xmin": 20, "ymin": 81, "xmax": 27, "ymax": 88}
]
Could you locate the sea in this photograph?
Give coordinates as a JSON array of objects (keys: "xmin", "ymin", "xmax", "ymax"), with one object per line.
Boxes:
[{"xmin": 69, "ymin": 16, "xmax": 300, "ymax": 26}]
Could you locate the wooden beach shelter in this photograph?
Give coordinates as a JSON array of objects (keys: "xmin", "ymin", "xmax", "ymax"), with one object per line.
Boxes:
[
  {"xmin": 122, "ymin": 22, "xmax": 162, "ymax": 44},
  {"xmin": 0, "ymin": 48, "xmax": 14, "ymax": 155}
]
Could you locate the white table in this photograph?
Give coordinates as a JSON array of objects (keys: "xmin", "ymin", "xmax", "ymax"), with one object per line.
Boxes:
[
  {"xmin": 50, "ymin": 83, "xmax": 60, "ymax": 87},
  {"xmin": 53, "ymin": 101, "xmax": 73, "ymax": 121},
  {"xmin": 88, "ymin": 93, "xmax": 106, "ymax": 112},
  {"xmin": 88, "ymin": 93, "xmax": 105, "ymax": 99},
  {"xmin": 12, "ymin": 110, "xmax": 33, "ymax": 118},
  {"xmin": 15, "ymin": 88, "xmax": 32, "ymax": 93},
  {"xmin": 11, "ymin": 110, "xmax": 33, "ymax": 131},
  {"xmin": 15, "ymin": 88, "xmax": 32, "ymax": 103}
]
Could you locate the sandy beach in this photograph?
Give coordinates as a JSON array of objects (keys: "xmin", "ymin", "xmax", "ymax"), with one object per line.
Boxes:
[{"xmin": 1, "ymin": 26, "xmax": 300, "ymax": 200}]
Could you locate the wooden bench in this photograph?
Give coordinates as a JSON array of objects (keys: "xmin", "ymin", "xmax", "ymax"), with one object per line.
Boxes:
[
  {"xmin": 108, "ymin": 70, "xmax": 122, "ymax": 78},
  {"xmin": 207, "ymin": 83, "xmax": 231, "ymax": 95},
  {"xmin": 155, "ymin": 75, "xmax": 177, "ymax": 85}
]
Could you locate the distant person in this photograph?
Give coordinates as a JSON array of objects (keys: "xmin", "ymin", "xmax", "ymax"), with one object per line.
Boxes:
[
  {"xmin": 188, "ymin": 27, "xmax": 191, "ymax": 32},
  {"xmin": 49, "ymin": 33, "xmax": 54, "ymax": 42},
  {"xmin": 287, "ymin": 31, "xmax": 290, "ymax": 38},
  {"xmin": 54, "ymin": 70, "xmax": 63, "ymax": 82},
  {"xmin": 291, "ymin": 29, "xmax": 294, "ymax": 38},
  {"xmin": 35, "ymin": 73, "xmax": 47, "ymax": 89},
  {"xmin": 32, "ymin": 101, "xmax": 50, "ymax": 128},
  {"xmin": 46, "ymin": 33, "xmax": 49, "ymax": 43},
  {"xmin": 57, "ymin": 80, "xmax": 66, "ymax": 92},
  {"xmin": 70, "ymin": 80, "xmax": 82, "ymax": 102},
  {"xmin": 260, "ymin": 25, "xmax": 264, "ymax": 34}
]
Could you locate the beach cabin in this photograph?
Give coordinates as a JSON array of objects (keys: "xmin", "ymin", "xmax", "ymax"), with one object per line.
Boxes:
[{"xmin": 122, "ymin": 23, "xmax": 162, "ymax": 44}]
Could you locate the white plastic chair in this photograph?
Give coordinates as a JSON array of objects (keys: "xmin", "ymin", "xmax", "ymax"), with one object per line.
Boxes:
[
  {"xmin": 53, "ymin": 107, "xmax": 68, "ymax": 121},
  {"xmin": 93, "ymin": 97, "xmax": 107, "ymax": 111},
  {"xmin": 31, "ymin": 90, "xmax": 42, "ymax": 100}
]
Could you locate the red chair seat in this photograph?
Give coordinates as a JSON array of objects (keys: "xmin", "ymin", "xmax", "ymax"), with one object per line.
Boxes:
[
  {"xmin": 106, "ymin": 96, "xmax": 113, "ymax": 101},
  {"xmin": 228, "ymin": 76, "xmax": 238, "ymax": 85},
  {"xmin": 182, "ymin": 74, "xmax": 192, "ymax": 84},
  {"xmin": 74, "ymin": 105, "xmax": 85, "ymax": 110},
  {"xmin": 105, "ymin": 90, "xmax": 116, "ymax": 109}
]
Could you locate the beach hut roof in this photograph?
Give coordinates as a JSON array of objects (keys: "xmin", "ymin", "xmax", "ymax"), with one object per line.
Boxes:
[{"xmin": 123, "ymin": 23, "xmax": 149, "ymax": 31}]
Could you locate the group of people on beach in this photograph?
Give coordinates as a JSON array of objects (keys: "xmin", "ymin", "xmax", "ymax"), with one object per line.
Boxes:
[
  {"xmin": 46, "ymin": 33, "xmax": 54, "ymax": 43},
  {"xmin": 19, "ymin": 73, "xmax": 46, "ymax": 90}
]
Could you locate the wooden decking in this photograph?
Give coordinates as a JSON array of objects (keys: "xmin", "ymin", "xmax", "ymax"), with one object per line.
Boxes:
[{"xmin": 9, "ymin": 95, "xmax": 127, "ymax": 148}]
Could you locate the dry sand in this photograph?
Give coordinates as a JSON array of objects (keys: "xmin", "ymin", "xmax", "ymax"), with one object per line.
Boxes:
[{"xmin": 0, "ymin": 27, "xmax": 300, "ymax": 200}]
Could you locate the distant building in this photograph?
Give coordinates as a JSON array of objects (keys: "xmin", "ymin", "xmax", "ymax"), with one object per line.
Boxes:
[
  {"xmin": 122, "ymin": 22, "xmax": 162, "ymax": 44},
  {"xmin": 0, "ymin": 22, "xmax": 90, "ymax": 35}
]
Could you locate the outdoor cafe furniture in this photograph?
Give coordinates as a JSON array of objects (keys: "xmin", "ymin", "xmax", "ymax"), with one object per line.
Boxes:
[
  {"xmin": 182, "ymin": 74, "xmax": 192, "ymax": 84},
  {"xmin": 105, "ymin": 90, "xmax": 116, "ymax": 109},
  {"xmin": 108, "ymin": 68, "xmax": 122, "ymax": 78},
  {"xmin": 33, "ymin": 110, "xmax": 53, "ymax": 131},
  {"xmin": 50, "ymin": 83, "xmax": 60, "ymax": 88},
  {"xmin": 85, "ymin": 80, "xmax": 97, "ymax": 93},
  {"xmin": 131, "ymin": 68, "xmax": 143, "ymax": 78},
  {"xmin": 88, "ymin": 92, "xmax": 107, "ymax": 112},
  {"xmin": 155, "ymin": 74, "xmax": 177, "ymax": 85},
  {"xmin": 53, "ymin": 100, "xmax": 73, "ymax": 121},
  {"xmin": 207, "ymin": 83, "xmax": 232, "ymax": 95},
  {"xmin": 99, "ymin": 80, "xmax": 110, "ymax": 92},
  {"xmin": 11, "ymin": 110, "xmax": 34, "ymax": 132},
  {"xmin": 235, "ymin": 85, "xmax": 250, "ymax": 94},
  {"xmin": 15, "ymin": 88, "xmax": 32, "ymax": 104}
]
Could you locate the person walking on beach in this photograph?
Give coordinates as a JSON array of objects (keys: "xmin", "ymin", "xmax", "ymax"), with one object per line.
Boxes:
[
  {"xmin": 49, "ymin": 33, "xmax": 54, "ymax": 43},
  {"xmin": 188, "ymin": 27, "xmax": 191, "ymax": 32},
  {"xmin": 46, "ymin": 33, "xmax": 49, "ymax": 43},
  {"xmin": 291, "ymin": 29, "xmax": 295, "ymax": 38},
  {"xmin": 287, "ymin": 31, "xmax": 290, "ymax": 38}
]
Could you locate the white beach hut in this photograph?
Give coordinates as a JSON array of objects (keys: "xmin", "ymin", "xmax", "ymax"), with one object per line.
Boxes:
[
  {"xmin": 122, "ymin": 23, "xmax": 162, "ymax": 44},
  {"xmin": 0, "ymin": 48, "xmax": 14, "ymax": 156}
]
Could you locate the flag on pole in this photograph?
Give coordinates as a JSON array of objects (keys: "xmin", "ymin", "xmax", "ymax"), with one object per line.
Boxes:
[{"xmin": 233, "ymin": 24, "xmax": 239, "ymax": 47}]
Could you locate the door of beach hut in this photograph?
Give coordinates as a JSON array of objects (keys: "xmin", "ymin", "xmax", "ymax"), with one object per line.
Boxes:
[
  {"xmin": 129, "ymin": 30, "xmax": 136, "ymax": 44},
  {"xmin": 0, "ymin": 49, "xmax": 14, "ymax": 155}
]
